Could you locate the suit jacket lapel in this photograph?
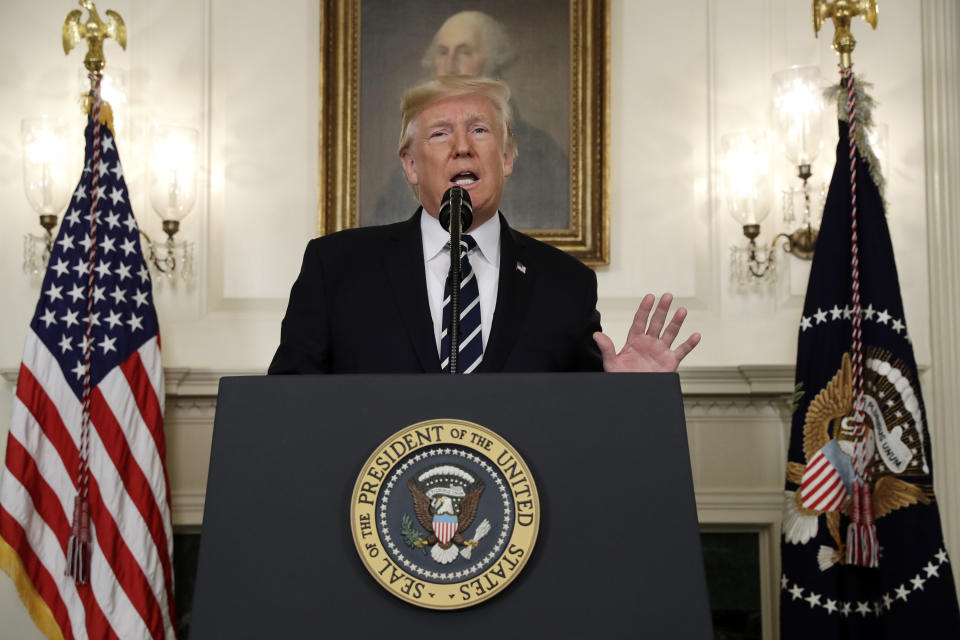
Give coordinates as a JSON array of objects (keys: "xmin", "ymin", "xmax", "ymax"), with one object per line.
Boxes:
[
  {"xmin": 384, "ymin": 209, "xmax": 441, "ymax": 372},
  {"xmin": 479, "ymin": 215, "xmax": 533, "ymax": 372}
]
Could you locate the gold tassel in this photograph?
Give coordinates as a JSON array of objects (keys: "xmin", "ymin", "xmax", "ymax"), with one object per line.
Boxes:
[{"xmin": 80, "ymin": 95, "xmax": 115, "ymax": 134}]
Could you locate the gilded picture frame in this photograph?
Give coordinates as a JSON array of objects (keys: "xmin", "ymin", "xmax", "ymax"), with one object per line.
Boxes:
[{"xmin": 319, "ymin": 0, "xmax": 609, "ymax": 265}]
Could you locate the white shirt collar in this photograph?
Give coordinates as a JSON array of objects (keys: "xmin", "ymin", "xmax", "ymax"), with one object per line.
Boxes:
[{"xmin": 421, "ymin": 209, "xmax": 501, "ymax": 266}]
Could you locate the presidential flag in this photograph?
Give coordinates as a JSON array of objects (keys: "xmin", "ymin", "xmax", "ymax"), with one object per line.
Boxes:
[
  {"xmin": 779, "ymin": 75, "xmax": 960, "ymax": 637},
  {"xmin": 0, "ymin": 93, "xmax": 177, "ymax": 638}
]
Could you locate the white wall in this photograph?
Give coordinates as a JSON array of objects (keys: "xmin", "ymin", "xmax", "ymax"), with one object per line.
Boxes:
[{"xmin": 0, "ymin": 2, "xmax": 951, "ymax": 638}]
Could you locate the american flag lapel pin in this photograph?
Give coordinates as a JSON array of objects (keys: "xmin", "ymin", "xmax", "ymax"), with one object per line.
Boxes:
[{"xmin": 516, "ymin": 261, "xmax": 526, "ymax": 274}]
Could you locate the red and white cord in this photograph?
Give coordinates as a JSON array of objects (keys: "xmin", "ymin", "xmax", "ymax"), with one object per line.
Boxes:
[{"xmin": 67, "ymin": 72, "xmax": 104, "ymax": 583}]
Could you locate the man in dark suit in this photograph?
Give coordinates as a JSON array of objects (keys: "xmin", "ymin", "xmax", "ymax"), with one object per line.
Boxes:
[{"xmin": 269, "ymin": 75, "xmax": 699, "ymax": 375}]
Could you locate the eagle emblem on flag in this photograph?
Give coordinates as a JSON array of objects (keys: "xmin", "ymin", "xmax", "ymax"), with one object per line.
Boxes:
[
  {"xmin": 783, "ymin": 351, "xmax": 932, "ymax": 570},
  {"xmin": 404, "ymin": 465, "xmax": 489, "ymax": 564}
]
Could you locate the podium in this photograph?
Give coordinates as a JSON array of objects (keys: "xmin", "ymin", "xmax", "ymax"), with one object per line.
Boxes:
[{"xmin": 191, "ymin": 373, "xmax": 712, "ymax": 638}]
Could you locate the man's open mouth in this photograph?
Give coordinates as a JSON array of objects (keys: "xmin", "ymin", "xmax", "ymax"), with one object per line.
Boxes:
[{"xmin": 451, "ymin": 171, "xmax": 478, "ymax": 186}]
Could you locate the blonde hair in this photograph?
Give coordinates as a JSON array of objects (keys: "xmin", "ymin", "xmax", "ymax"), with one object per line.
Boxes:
[{"xmin": 398, "ymin": 75, "xmax": 517, "ymax": 158}]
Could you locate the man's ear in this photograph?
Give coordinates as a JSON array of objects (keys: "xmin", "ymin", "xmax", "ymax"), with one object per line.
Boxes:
[
  {"xmin": 400, "ymin": 149, "xmax": 419, "ymax": 186},
  {"xmin": 502, "ymin": 148, "xmax": 515, "ymax": 179}
]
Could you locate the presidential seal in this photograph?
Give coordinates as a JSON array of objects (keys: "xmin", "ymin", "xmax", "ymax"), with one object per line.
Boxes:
[{"xmin": 350, "ymin": 419, "xmax": 539, "ymax": 609}]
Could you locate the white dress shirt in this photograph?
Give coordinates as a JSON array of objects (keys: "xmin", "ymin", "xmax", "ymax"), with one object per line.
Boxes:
[{"xmin": 421, "ymin": 211, "xmax": 501, "ymax": 357}]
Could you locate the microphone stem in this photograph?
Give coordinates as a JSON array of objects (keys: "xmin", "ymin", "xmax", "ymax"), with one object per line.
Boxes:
[{"xmin": 448, "ymin": 198, "xmax": 461, "ymax": 373}]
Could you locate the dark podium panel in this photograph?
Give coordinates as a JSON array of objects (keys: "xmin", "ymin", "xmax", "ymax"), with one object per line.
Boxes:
[{"xmin": 191, "ymin": 373, "xmax": 712, "ymax": 638}]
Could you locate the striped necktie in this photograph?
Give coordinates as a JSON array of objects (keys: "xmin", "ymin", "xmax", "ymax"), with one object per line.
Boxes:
[{"xmin": 440, "ymin": 235, "xmax": 483, "ymax": 373}]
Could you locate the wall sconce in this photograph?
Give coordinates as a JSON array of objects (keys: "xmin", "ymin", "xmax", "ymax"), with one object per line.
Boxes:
[
  {"xmin": 726, "ymin": 66, "xmax": 828, "ymax": 284},
  {"xmin": 21, "ymin": 117, "xmax": 71, "ymax": 274},
  {"xmin": 771, "ymin": 65, "xmax": 825, "ymax": 260},
  {"xmin": 722, "ymin": 129, "xmax": 777, "ymax": 281},
  {"xmin": 143, "ymin": 123, "xmax": 198, "ymax": 280}
]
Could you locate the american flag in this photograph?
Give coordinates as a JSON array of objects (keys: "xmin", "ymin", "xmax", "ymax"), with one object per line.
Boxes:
[{"xmin": 0, "ymin": 109, "xmax": 177, "ymax": 639}]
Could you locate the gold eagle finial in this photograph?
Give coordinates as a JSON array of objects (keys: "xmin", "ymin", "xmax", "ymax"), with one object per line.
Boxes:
[
  {"xmin": 812, "ymin": 0, "xmax": 878, "ymax": 67},
  {"xmin": 62, "ymin": 0, "xmax": 126, "ymax": 73}
]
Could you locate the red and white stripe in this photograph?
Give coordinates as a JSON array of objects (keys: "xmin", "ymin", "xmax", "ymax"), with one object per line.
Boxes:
[
  {"xmin": 433, "ymin": 520, "xmax": 457, "ymax": 545},
  {"xmin": 800, "ymin": 450, "xmax": 848, "ymax": 512},
  {"xmin": 1, "ymin": 329, "xmax": 176, "ymax": 639}
]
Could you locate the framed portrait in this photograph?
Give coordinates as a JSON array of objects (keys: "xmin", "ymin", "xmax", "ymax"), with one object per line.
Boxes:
[{"xmin": 319, "ymin": 0, "xmax": 609, "ymax": 265}]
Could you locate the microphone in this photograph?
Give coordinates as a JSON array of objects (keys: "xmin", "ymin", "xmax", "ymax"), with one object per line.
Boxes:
[
  {"xmin": 439, "ymin": 185, "xmax": 473, "ymax": 233},
  {"xmin": 438, "ymin": 186, "xmax": 473, "ymax": 373}
]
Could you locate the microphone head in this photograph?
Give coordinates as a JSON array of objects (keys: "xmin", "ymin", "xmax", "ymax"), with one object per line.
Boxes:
[{"xmin": 439, "ymin": 185, "xmax": 473, "ymax": 232}]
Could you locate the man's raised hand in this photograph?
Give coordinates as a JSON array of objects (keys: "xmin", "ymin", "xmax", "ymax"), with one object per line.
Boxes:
[{"xmin": 593, "ymin": 293, "xmax": 701, "ymax": 373}]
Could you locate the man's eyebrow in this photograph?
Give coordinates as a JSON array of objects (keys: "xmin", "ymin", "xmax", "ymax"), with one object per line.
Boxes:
[
  {"xmin": 424, "ymin": 117, "xmax": 454, "ymax": 130},
  {"xmin": 422, "ymin": 112, "xmax": 493, "ymax": 131},
  {"xmin": 464, "ymin": 112, "xmax": 493, "ymax": 125}
]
